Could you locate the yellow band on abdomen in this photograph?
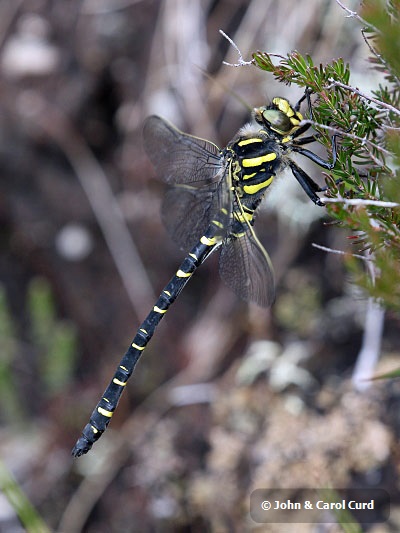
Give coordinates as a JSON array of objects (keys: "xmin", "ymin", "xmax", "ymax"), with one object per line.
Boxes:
[
  {"xmin": 113, "ymin": 378, "xmax": 127, "ymax": 387},
  {"xmin": 200, "ymin": 235, "xmax": 217, "ymax": 246},
  {"xmin": 176, "ymin": 269, "xmax": 191, "ymax": 278},
  {"xmin": 98, "ymin": 407, "xmax": 113, "ymax": 418}
]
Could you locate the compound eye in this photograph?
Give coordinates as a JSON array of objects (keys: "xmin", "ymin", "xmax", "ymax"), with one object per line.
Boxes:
[{"xmin": 262, "ymin": 109, "xmax": 292, "ymax": 134}]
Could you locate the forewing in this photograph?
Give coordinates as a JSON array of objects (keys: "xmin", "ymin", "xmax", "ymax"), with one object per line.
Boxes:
[
  {"xmin": 219, "ymin": 227, "xmax": 275, "ymax": 307},
  {"xmin": 143, "ymin": 115, "xmax": 222, "ymax": 185},
  {"xmin": 162, "ymin": 178, "xmax": 231, "ymax": 250}
]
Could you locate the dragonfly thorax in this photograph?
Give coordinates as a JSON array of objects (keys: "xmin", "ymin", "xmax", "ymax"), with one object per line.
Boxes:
[{"xmin": 226, "ymin": 130, "xmax": 285, "ymax": 201}]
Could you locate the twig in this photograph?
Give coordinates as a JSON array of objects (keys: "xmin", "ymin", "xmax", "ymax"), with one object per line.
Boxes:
[
  {"xmin": 334, "ymin": 0, "xmax": 381, "ymax": 35},
  {"xmin": 326, "ymin": 79, "xmax": 400, "ymax": 116},
  {"xmin": 301, "ymin": 119, "xmax": 392, "ymax": 159},
  {"xmin": 219, "ymin": 29, "xmax": 254, "ymax": 67},
  {"xmin": 361, "ymin": 29, "xmax": 400, "ymax": 88},
  {"xmin": 322, "ymin": 198, "xmax": 399, "ymax": 208},
  {"xmin": 352, "ymin": 297, "xmax": 384, "ymax": 391},
  {"xmin": 311, "ymin": 243, "xmax": 371, "ymax": 261},
  {"xmin": 311, "ymin": 250, "xmax": 393, "ymax": 367},
  {"xmin": 352, "ymin": 256, "xmax": 384, "ymax": 391},
  {"xmin": 361, "ymin": 142, "xmax": 387, "ymax": 170}
]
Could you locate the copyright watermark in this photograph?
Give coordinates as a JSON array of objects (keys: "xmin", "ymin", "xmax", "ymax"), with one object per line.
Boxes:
[
  {"xmin": 250, "ymin": 489, "xmax": 390, "ymax": 523},
  {"xmin": 261, "ymin": 500, "xmax": 271, "ymax": 510}
]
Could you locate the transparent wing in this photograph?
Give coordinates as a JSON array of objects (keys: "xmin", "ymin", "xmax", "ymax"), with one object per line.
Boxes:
[
  {"xmin": 161, "ymin": 180, "xmax": 230, "ymax": 250},
  {"xmin": 219, "ymin": 223, "xmax": 275, "ymax": 308},
  {"xmin": 143, "ymin": 115, "xmax": 231, "ymax": 249},
  {"xmin": 143, "ymin": 115, "xmax": 222, "ymax": 185}
]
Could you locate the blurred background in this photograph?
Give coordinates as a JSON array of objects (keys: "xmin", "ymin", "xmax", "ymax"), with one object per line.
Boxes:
[{"xmin": 0, "ymin": 0, "xmax": 399, "ymax": 531}]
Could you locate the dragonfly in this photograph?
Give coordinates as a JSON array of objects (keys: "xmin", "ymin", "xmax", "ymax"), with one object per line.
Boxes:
[{"xmin": 72, "ymin": 92, "xmax": 338, "ymax": 456}]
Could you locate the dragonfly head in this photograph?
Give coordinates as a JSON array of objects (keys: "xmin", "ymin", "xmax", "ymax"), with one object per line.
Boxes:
[{"xmin": 253, "ymin": 97, "xmax": 303, "ymax": 137}]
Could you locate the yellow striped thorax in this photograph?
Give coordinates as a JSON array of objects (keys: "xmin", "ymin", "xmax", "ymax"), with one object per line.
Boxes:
[{"xmin": 227, "ymin": 131, "xmax": 278, "ymax": 199}]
